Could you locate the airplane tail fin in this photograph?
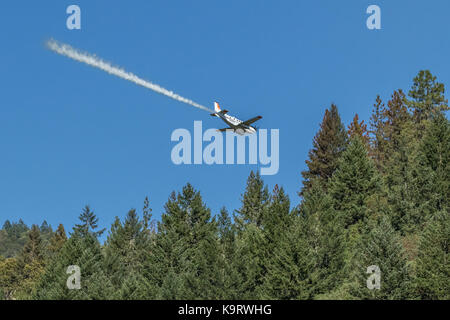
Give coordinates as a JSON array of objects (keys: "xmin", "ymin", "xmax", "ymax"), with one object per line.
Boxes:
[{"xmin": 214, "ymin": 101, "xmax": 221, "ymax": 112}]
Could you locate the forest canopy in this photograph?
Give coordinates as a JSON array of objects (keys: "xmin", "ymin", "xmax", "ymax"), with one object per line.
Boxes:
[{"xmin": 0, "ymin": 70, "xmax": 448, "ymax": 300}]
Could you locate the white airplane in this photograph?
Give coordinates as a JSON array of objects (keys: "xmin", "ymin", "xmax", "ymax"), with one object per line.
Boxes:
[{"xmin": 210, "ymin": 102, "xmax": 262, "ymax": 135}]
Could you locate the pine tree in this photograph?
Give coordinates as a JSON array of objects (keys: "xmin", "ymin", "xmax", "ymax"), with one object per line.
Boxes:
[
  {"xmin": 216, "ymin": 207, "xmax": 240, "ymax": 299},
  {"xmin": 418, "ymin": 113, "xmax": 450, "ymax": 212},
  {"xmin": 369, "ymin": 95, "xmax": 387, "ymax": 170},
  {"xmin": 73, "ymin": 205, "xmax": 106, "ymax": 238},
  {"xmin": 408, "ymin": 70, "xmax": 448, "ymax": 124},
  {"xmin": 348, "ymin": 114, "xmax": 370, "ymax": 148},
  {"xmin": 20, "ymin": 225, "xmax": 43, "ymax": 266},
  {"xmin": 47, "ymin": 224, "xmax": 67, "ymax": 258},
  {"xmin": 329, "ymin": 136, "xmax": 382, "ymax": 229},
  {"xmin": 234, "ymin": 171, "xmax": 270, "ymax": 229},
  {"xmin": 300, "ymin": 182, "xmax": 346, "ymax": 298},
  {"xmin": 415, "ymin": 210, "xmax": 450, "ymax": 299},
  {"xmin": 348, "ymin": 216, "xmax": 411, "ymax": 299},
  {"xmin": 261, "ymin": 214, "xmax": 313, "ymax": 299},
  {"xmin": 259, "ymin": 185, "xmax": 297, "ymax": 299},
  {"xmin": 34, "ymin": 208, "xmax": 113, "ymax": 300},
  {"xmin": 145, "ymin": 184, "xmax": 221, "ymax": 299},
  {"xmin": 104, "ymin": 209, "xmax": 152, "ymax": 299},
  {"xmin": 383, "ymin": 90, "xmax": 411, "ymax": 156},
  {"xmin": 12, "ymin": 225, "xmax": 46, "ymax": 299},
  {"xmin": 231, "ymin": 223, "xmax": 266, "ymax": 299},
  {"xmin": 0, "ymin": 257, "xmax": 21, "ymax": 300},
  {"xmin": 300, "ymin": 104, "xmax": 348, "ymax": 195}
]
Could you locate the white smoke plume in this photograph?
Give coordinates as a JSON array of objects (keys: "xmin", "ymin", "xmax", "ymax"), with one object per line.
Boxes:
[{"xmin": 46, "ymin": 39, "xmax": 213, "ymax": 113}]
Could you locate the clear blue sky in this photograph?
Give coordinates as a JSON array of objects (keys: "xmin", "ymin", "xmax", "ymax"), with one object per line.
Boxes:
[{"xmin": 1, "ymin": 0, "xmax": 449, "ymax": 237}]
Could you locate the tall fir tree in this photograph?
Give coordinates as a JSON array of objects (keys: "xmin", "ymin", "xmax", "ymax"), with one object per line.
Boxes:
[
  {"xmin": 33, "ymin": 207, "xmax": 113, "ymax": 300},
  {"xmin": 329, "ymin": 136, "xmax": 382, "ymax": 229},
  {"xmin": 408, "ymin": 70, "xmax": 448, "ymax": 125},
  {"xmin": 259, "ymin": 185, "xmax": 297, "ymax": 299},
  {"xmin": 300, "ymin": 182, "xmax": 346, "ymax": 298},
  {"xmin": 414, "ymin": 210, "xmax": 449, "ymax": 300},
  {"xmin": 348, "ymin": 114, "xmax": 370, "ymax": 148},
  {"xmin": 216, "ymin": 207, "xmax": 240, "ymax": 299},
  {"xmin": 73, "ymin": 205, "xmax": 106, "ymax": 238},
  {"xmin": 417, "ymin": 113, "xmax": 450, "ymax": 212},
  {"xmin": 347, "ymin": 216, "xmax": 411, "ymax": 299},
  {"xmin": 300, "ymin": 104, "xmax": 348, "ymax": 195},
  {"xmin": 369, "ymin": 95, "xmax": 387, "ymax": 170},
  {"xmin": 46, "ymin": 224, "xmax": 67, "ymax": 259},
  {"xmin": 104, "ymin": 209, "xmax": 152, "ymax": 299},
  {"xmin": 234, "ymin": 171, "xmax": 270, "ymax": 229},
  {"xmin": 15, "ymin": 225, "xmax": 45, "ymax": 299},
  {"xmin": 145, "ymin": 184, "xmax": 221, "ymax": 299}
]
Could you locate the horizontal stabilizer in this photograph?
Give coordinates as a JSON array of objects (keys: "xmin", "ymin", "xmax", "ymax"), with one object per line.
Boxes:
[{"xmin": 242, "ymin": 116, "xmax": 262, "ymax": 126}]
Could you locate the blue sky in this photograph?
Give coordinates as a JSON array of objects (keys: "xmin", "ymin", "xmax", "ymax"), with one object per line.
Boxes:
[{"xmin": 0, "ymin": 0, "xmax": 449, "ymax": 237}]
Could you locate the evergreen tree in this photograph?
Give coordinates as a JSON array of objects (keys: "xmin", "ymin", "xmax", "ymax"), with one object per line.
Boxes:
[
  {"xmin": 20, "ymin": 225, "xmax": 43, "ymax": 266},
  {"xmin": 259, "ymin": 185, "xmax": 297, "ymax": 299},
  {"xmin": 300, "ymin": 182, "xmax": 346, "ymax": 297},
  {"xmin": 408, "ymin": 70, "xmax": 448, "ymax": 124},
  {"xmin": 418, "ymin": 113, "xmax": 450, "ymax": 212},
  {"xmin": 34, "ymin": 208, "xmax": 113, "ymax": 300},
  {"xmin": 73, "ymin": 205, "xmax": 106, "ymax": 238},
  {"xmin": 329, "ymin": 136, "xmax": 382, "ymax": 229},
  {"xmin": 300, "ymin": 104, "xmax": 348, "ymax": 195},
  {"xmin": 415, "ymin": 210, "xmax": 450, "ymax": 299},
  {"xmin": 348, "ymin": 114, "xmax": 370, "ymax": 148},
  {"xmin": 234, "ymin": 171, "xmax": 270, "ymax": 229},
  {"xmin": 0, "ymin": 257, "xmax": 20, "ymax": 300},
  {"xmin": 47, "ymin": 224, "xmax": 67, "ymax": 259},
  {"xmin": 261, "ymin": 214, "xmax": 313, "ymax": 299},
  {"xmin": 145, "ymin": 184, "xmax": 221, "ymax": 299},
  {"xmin": 104, "ymin": 209, "xmax": 152, "ymax": 299},
  {"xmin": 216, "ymin": 207, "xmax": 240, "ymax": 299},
  {"xmin": 369, "ymin": 95, "xmax": 387, "ymax": 170},
  {"xmin": 348, "ymin": 216, "xmax": 411, "ymax": 299}
]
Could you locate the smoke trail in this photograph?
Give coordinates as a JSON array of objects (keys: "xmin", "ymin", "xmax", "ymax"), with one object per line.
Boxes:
[{"xmin": 46, "ymin": 39, "xmax": 213, "ymax": 113}]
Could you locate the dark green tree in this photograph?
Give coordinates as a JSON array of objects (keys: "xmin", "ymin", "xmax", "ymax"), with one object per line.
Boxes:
[
  {"xmin": 348, "ymin": 216, "xmax": 411, "ymax": 299},
  {"xmin": 415, "ymin": 210, "xmax": 450, "ymax": 299},
  {"xmin": 300, "ymin": 104, "xmax": 348, "ymax": 195},
  {"xmin": 329, "ymin": 136, "xmax": 382, "ymax": 229},
  {"xmin": 234, "ymin": 171, "xmax": 270, "ymax": 229},
  {"xmin": 33, "ymin": 208, "xmax": 113, "ymax": 300},
  {"xmin": 145, "ymin": 184, "xmax": 221, "ymax": 299},
  {"xmin": 104, "ymin": 209, "xmax": 152, "ymax": 299},
  {"xmin": 408, "ymin": 70, "xmax": 448, "ymax": 124},
  {"xmin": 73, "ymin": 205, "xmax": 106, "ymax": 238}
]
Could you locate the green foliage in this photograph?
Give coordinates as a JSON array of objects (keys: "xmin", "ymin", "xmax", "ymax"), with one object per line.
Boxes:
[
  {"xmin": 329, "ymin": 136, "xmax": 382, "ymax": 229},
  {"xmin": 235, "ymin": 171, "xmax": 270, "ymax": 228},
  {"xmin": 0, "ymin": 220, "xmax": 29, "ymax": 258},
  {"xmin": 415, "ymin": 210, "xmax": 450, "ymax": 299},
  {"xmin": 145, "ymin": 184, "xmax": 221, "ymax": 299},
  {"xmin": 104, "ymin": 209, "xmax": 153, "ymax": 299},
  {"xmin": 347, "ymin": 216, "xmax": 411, "ymax": 299},
  {"xmin": 301, "ymin": 104, "xmax": 348, "ymax": 195},
  {"xmin": 408, "ymin": 70, "xmax": 448, "ymax": 124},
  {"xmin": 33, "ymin": 208, "xmax": 113, "ymax": 300},
  {"xmin": 1, "ymin": 69, "xmax": 448, "ymax": 300}
]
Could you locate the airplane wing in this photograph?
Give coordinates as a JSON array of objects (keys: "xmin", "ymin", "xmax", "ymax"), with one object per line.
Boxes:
[
  {"xmin": 217, "ymin": 128, "xmax": 232, "ymax": 132},
  {"xmin": 242, "ymin": 116, "xmax": 262, "ymax": 126}
]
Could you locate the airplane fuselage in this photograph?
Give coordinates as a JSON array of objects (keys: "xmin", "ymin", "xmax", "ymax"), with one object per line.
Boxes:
[{"xmin": 215, "ymin": 113, "xmax": 257, "ymax": 135}]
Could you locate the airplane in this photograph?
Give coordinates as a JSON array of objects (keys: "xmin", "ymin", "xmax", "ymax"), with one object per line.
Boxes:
[{"xmin": 210, "ymin": 102, "xmax": 262, "ymax": 135}]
